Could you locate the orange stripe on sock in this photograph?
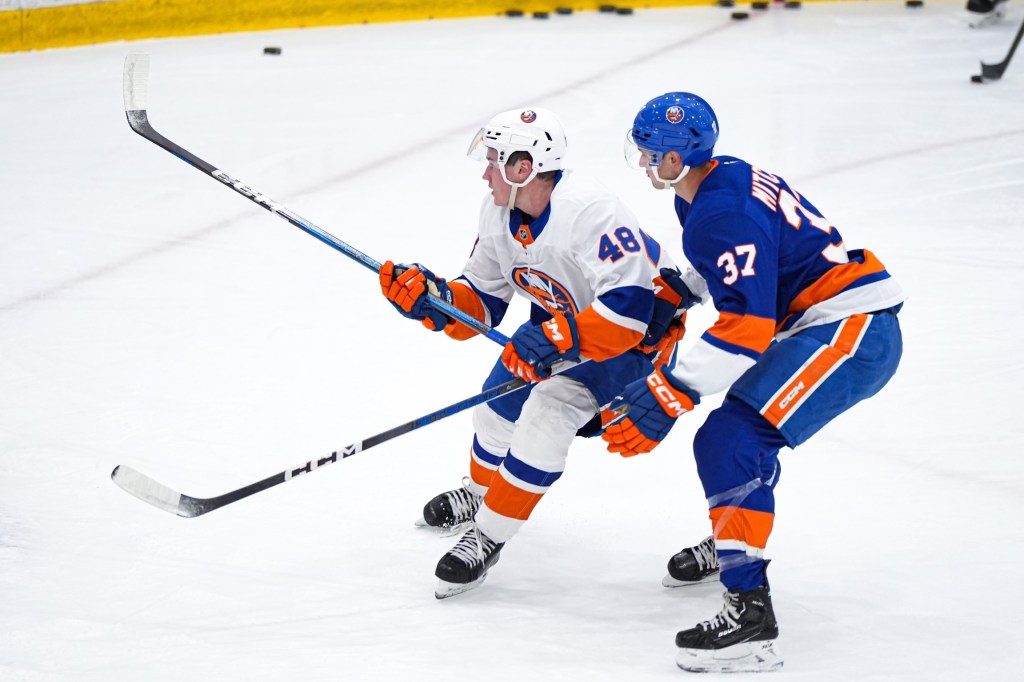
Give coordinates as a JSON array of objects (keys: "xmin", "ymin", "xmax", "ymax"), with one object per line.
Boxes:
[
  {"xmin": 710, "ymin": 506, "xmax": 774, "ymax": 550},
  {"xmin": 469, "ymin": 454, "xmax": 496, "ymax": 490},
  {"xmin": 483, "ymin": 472, "xmax": 544, "ymax": 521}
]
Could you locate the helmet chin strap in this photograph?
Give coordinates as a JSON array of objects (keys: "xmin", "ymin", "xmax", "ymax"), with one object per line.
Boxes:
[
  {"xmin": 507, "ymin": 184, "xmax": 519, "ymax": 211},
  {"xmin": 654, "ymin": 163, "xmax": 690, "ymax": 190}
]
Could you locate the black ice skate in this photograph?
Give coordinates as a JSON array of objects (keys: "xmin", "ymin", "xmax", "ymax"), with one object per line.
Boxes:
[
  {"xmin": 434, "ymin": 525, "xmax": 504, "ymax": 599},
  {"xmin": 675, "ymin": 582, "xmax": 783, "ymax": 673},
  {"xmin": 663, "ymin": 535, "xmax": 720, "ymax": 587},
  {"xmin": 416, "ymin": 482, "xmax": 481, "ymax": 533},
  {"xmin": 968, "ymin": 0, "xmax": 1008, "ymax": 27}
]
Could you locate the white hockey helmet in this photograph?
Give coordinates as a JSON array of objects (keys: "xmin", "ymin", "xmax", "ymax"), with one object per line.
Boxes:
[{"xmin": 466, "ymin": 107, "xmax": 567, "ymax": 187}]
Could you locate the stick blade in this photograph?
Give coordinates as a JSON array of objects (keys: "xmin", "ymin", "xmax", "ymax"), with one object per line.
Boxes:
[
  {"xmin": 980, "ymin": 61, "xmax": 1005, "ymax": 80},
  {"xmin": 123, "ymin": 53, "xmax": 150, "ymax": 112},
  {"xmin": 111, "ymin": 464, "xmax": 198, "ymax": 517}
]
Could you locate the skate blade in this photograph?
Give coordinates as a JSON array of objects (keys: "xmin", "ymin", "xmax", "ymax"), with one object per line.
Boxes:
[
  {"xmin": 435, "ymin": 573, "xmax": 488, "ymax": 600},
  {"xmin": 414, "ymin": 519, "xmax": 470, "ymax": 538},
  {"xmin": 662, "ymin": 570, "xmax": 720, "ymax": 588},
  {"xmin": 676, "ymin": 639, "xmax": 783, "ymax": 673}
]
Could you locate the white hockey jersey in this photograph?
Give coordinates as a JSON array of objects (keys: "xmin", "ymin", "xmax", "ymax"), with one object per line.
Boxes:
[{"xmin": 442, "ymin": 170, "xmax": 675, "ymax": 361}]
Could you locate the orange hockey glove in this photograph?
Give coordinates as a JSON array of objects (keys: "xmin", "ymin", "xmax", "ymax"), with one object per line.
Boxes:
[{"xmin": 379, "ymin": 260, "xmax": 452, "ymax": 331}]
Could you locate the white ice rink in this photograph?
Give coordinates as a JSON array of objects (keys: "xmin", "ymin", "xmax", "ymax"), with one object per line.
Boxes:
[{"xmin": 2, "ymin": 1, "xmax": 1023, "ymax": 679}]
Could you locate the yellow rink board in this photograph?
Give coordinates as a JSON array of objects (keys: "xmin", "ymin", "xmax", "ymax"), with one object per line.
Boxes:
[{"xmin": 0, "ymin": 0, "xmax": 741, "ymax": 53}]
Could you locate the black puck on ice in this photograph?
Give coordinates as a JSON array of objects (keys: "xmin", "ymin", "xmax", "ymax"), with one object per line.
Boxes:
[
  {"xmin": 784, "ymin": 1, "xmax": 802, "ymax": 7},
  {"xmin": 731, "ymin": 10, "xmax": 750, "ymax": 19},
  {"xmin": 718, "ymin": 0, "xmax": 736, "ymax": 7},
  {"xmin": 905, "ymin": 0, "xmax": 923, "ymax": 6},
  {"xmin": 533, "ymin": 10, "xmax": 549, "ymax": 18},
  {"xmin": 599, "ymin": 4, "xmax": 617, "ymax": 12},
  {"xmin": 751, "ymin": 1, "xmax": 769, "ymax": 9},
  {"xmin": 616, "ymin": 7, "xmax": 634, "ymax": 14},
  {"xmin": 555, "ymin": 6, "xmax": 574, "ymax": 14},
  {"xmin": 505, "ymin": 9, "xmax": 524, "ymax": 17},
  {"xmin": 263, "ymin": 46, "xmax": 281, "ymax": 55},
  {"xmin": 971, "ymin": 74, "xmax": 984, "ymax": 83}
]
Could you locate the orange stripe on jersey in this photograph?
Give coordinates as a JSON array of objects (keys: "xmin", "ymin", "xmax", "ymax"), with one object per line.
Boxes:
[
  {"xmin": 483, "ymin": 472, "xmax": 544, "ymax": 521},
  {"xmin": 785, "ymin": 249, "xmax": 887, "ymax": 319},
  {"xmin": 707, "ymin": 311, "xmax": 775, "ymax": 354},
  {"xmin": 710, "ymin": 505, "xmax": 774, "ymax": 550},
  {"xmin": 574, "ymin": 306, "xmax": 645, "ymax": 362},
  {"xmin": 760, "ymin": 314, "xmax": 869, "ymax": 429},
  {"xmin": 443, "ymin": 281, "xmax": 488, "ymax": 341}
]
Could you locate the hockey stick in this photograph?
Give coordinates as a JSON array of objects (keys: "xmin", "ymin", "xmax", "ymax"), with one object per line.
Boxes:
[
  {"xmin": 978, "ymin": 15, "xmax": 1024, "ymax": 80},
  {"xmin": 112, "ymin": 370, "xmax": 624, "ymax": 518},
  {"xmin": 122, "ymin": 52, "xmax": 509, "ymax": 347},
  {"xmin": 111, "ymin": 375, "xmax": 531, "ymax": 517}
]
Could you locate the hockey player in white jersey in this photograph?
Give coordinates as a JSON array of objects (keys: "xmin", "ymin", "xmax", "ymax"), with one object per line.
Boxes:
[{"xmin": 378, "ymin": 107, "xmax": 694, "ymax": 598}]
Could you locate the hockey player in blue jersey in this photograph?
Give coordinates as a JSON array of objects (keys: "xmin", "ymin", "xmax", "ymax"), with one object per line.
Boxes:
[{"xmin": 603, "ymin": 92, "xmax": 905, "ymax": 673}]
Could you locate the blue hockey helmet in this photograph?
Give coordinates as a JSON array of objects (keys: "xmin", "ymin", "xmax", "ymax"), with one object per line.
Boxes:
[{"xmin": 627, "ymin": 92, "xmax": 719, "ymax": 169}]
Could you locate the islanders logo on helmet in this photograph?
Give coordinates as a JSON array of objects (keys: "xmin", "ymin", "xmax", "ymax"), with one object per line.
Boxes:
[
  {"xmin": 520, "ymin": 110, "xmax": 538, "ymax": 123},
  {"xmin": 665, "ymin": 105, "xmax": 685, "ymax": 124},
  {"xmin": 512, "ymin": 268, "xmax": 579, "ymax": 316}
]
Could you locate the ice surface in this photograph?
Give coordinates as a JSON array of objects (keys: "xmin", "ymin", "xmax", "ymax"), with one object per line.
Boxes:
[{"xmin": 2, "ymin": 2, "xmax": 1023, "ymax": 680}]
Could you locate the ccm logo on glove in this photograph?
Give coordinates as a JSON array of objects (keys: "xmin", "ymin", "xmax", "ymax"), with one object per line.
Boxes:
[{"xmin": 648, "ymin": 372, "xmax": 691, "ymax": 417}]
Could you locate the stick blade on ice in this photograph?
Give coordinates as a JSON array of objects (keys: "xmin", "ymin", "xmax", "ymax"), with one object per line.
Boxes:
[{"xmin": 111, "ymin": 465, "xmax": 196, "ymax": 517}]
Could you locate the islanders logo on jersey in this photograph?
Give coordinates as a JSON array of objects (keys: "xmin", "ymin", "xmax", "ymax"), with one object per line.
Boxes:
[
  {"xmin": 512, "ymin": 267, "xmax": 579, "ymax": 316},
  {"xmin": 520, "ymin": 110, "xmax": 538, "ymax": 123},
  {"xmin": 665, "ymin": 105, "xmax": 684, "ymax": 124}
]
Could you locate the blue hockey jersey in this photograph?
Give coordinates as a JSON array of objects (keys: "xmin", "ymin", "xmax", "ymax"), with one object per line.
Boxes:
[{"xmin": 669, "ymin": 156, "xmax": 906, "ymax": 396}]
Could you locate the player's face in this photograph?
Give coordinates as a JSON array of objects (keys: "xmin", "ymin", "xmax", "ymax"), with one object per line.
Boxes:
[
  {"xmin": 482, "ymin": 148, "xmax": 512, "ymax": 206},
  {"xmin": 642, "ymin": 149, "xmax": 682, "ymax": 189},
  {"xmin": 640, "ymin": 149, "xmax": 665, "ymax": 188}
]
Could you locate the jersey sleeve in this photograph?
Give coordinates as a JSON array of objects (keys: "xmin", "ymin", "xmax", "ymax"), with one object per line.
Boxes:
[
  {"xmin": 443, "ymin": 211, "xmax": 515, "ymax": 340},
  {"xmin": 670, "ymin": 211, "xmax": 777, "ymax": 396},
  {"xmin": 570, "ymin": 203, "xmax": 657, "ymax": 362}
]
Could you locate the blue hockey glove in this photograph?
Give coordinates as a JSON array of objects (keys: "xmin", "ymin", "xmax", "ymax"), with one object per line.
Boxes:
[
  {"xmin": 640, "ymin": 268, "xmax": 698, "ymax": 352},
  {"xmin": 380, "ymin": 261, "xmax": 453, "ymax": 332},
  {"xmin": 501, "ymin": 314, "xmax": 580, "ymax": 382},
  {"xmin": 602, "ymin": 368, "xmax": 699, "ymax": 457}
]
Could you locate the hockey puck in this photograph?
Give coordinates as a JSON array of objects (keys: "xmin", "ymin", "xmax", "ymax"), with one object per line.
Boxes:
[
  {"xmin": 971, "ymin": 74, "xmax": 984, "ymax": 83},
  {"xmin": 263, "ymin": 46, "xmax": 281, "ymax": 55},
  {"xmin": 615, "ymin": 7, "xmax": 634, "ymax": 14},
  {"xmin": 505, "ymin": 9, "xmax": 524, "ymax": 17},
  {"xmin": 599, "ymin": 4, "xmax": 617, "ymax": 12},
  {"xmin": 532, "ymin": 11, "xmax": 549, "ymax": 18},
  {"xmin": 752, "ymin": 1, "xmax": 769, "ymax": 9},
  {"xmin": 718, "ymin": 0, "xmax": 736, "ymax": 7},
  {"xmin": 784, "ymin": 1, "xmax": 802, "ymax": 7},
  {"xmin": 555, "ymin": 7, "xmax": 573, "ymax": 14},
  {"xmin": 731, "ymin": 11, "xmax": 750, "ymax": 19},
  {"xmin": 905, "ymin": 0, "xmax": 923, "ymax": 6}
]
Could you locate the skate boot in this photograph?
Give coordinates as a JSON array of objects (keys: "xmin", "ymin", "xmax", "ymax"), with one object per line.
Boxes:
[
  {"xmin": 675, "ymin": 582, "xmax": 783, "ymax": 673},
  {"xmin": 416, "ymin": 481, "xmax": 481, "ymax": 531},
  {"xmin": 663, "ymin": 535, "xmax": 720, "ymax": 587},
  {"xmin": 434, "ymin": 525, "xmax": 504, "ymax": 599},
  {"xmin": 968, "ymin": 0, "xmax": 1008, "ymax": 27}
]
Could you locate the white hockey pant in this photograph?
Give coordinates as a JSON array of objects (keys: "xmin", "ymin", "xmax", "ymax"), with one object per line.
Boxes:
[{"xmin": 468, "ymin": 376, "xmax": 598, "ymax": 543}]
